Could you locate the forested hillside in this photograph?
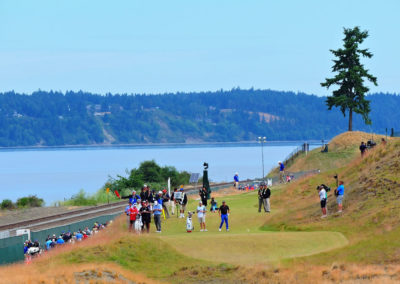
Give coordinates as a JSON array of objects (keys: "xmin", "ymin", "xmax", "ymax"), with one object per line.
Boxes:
[{"xmin": 0, "ymin": 89, "xmax": 398, "ymax": 147}]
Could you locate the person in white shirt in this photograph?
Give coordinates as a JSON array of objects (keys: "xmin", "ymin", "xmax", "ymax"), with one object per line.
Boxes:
[
  {"xmin": 197, "ymin": 201, "xmax": 207, "ymax": 232},
  {"xmin": 318, "ymin": 185, "xmax": 327, "ymax": 218}
]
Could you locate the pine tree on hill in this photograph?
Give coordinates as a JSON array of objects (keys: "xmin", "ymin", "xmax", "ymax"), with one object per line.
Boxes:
[{"xmin": 321, "ymin": 26, "xmax": 378, "ymax": 131}]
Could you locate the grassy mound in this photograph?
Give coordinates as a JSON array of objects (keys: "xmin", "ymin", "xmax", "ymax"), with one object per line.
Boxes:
[
  {"xmin": 265, "ymin": 134, "xmax": 400, "ymax": 265},
  {"xmin": 287, "ymin": 131, "xmax": 386, "ymax": 173}
]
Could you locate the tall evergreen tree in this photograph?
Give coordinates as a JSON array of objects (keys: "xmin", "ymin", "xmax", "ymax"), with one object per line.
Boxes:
[{"xmin": 321, "ymin": 27, "xmax": 377, "ymax": 131}]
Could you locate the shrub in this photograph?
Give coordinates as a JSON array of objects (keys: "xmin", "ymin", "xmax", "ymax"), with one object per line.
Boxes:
[
  {"xmin": 1, "ymin": 199, "xmax": 14, "ymax": 210},
  {"xmin": 16, "ymin": 195, "xmax": 44, "ymax": 208},
  {"xmin": 68, "ymin": 189, "xmax": 98, "ymax": 206}
]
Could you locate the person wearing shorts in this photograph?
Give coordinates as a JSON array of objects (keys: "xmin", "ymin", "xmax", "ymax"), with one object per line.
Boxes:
[
  {"xmin": 318, "ymin": 185, "xmax": 327, "ymax": 218},
  {"xmin": 197, "ymin": 201, "xmax": 207, "ymax": 232},
  {"xmin": 336, "ymin": 181, "xmax": 345, "ymax": 213}
]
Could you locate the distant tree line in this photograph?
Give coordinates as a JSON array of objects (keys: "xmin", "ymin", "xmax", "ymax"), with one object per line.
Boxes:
[
  {"xmin": 0, "ymin": 89, "xmax": 399, "ymax": 146},
  {"xmin": 1, "ymin": 195, "xmax": 44, "ymax": 210}
]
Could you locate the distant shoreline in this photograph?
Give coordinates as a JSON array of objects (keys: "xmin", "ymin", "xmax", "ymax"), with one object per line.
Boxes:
[{"xmin": 0, "ymin": 140, "xmax": 325, "ymax": 151}]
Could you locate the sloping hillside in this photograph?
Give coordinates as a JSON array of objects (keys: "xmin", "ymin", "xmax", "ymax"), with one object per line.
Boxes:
[
  {"xmin": 265, "ymin": 132, "xmax": 400, "ymax": 264},
  {"xmin": 286, "ymin": 131, "xmax": 385, "ymax": 172}
]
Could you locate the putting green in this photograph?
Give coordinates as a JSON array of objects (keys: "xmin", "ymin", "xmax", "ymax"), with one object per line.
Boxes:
[
  {"xmin": 163, "ymin": 231, "xmax": 348, "ymax": 265},
  {"xmin": 156, "ymin": 189, "xmax": 348, "ymax": 265}
]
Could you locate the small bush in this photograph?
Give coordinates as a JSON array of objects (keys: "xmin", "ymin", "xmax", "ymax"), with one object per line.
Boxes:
[
  {"xmin": 1, "ymin": 199, "xmax": 14, "ymax": 210},
  {"xmin": 16, "ymin": 195, "xmax": 44, "ymax": 208},
  {"xmin": 67, "ymin": 189, "xmax": 98, "ymax": 206}
]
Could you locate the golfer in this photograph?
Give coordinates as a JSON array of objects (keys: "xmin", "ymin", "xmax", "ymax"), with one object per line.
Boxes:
[
  {"xmin": 197, "ymin": 201, "xmax": 207, "ymax": 232},
  {"xmin": 218, "ymin": 201, "xmax": 230, "ymax": 232}
]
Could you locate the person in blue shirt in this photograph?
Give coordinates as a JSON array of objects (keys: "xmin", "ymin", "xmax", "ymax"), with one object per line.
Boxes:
[
  {"xmin": 75, "ymin": 231, "xmax": 83, "ymax": 241},
  {"xmin": 234, "ymin": 172, "xmax": 239, "ymax": 188},
  {"xmin": 56, "ymin": 237, "xmax": 65, "ymax": 245},
  {"xmin": 336, "ymin": 181, "xmax": 345, "ymax": 213},
  {"xmin": 278, "ymin": 161, "xmax": 285, "ymax": 183},
  {"xmin": 156, "ymin": 191, "xmax": 163, "ymax": 206},
  {"xmin": 121, "ymin": 190, "xmax": 141, "ymax": 204},
  {"xmin": 153, "ymin": 201, "xmax": 163, "ymax": 233},
  {"xmin": 45, "ymin": 239, "xmax": 53, "ymax": 250},
  {"xmin": 23, "ymin": 242, "xmax": 29, "ymax": 254}
]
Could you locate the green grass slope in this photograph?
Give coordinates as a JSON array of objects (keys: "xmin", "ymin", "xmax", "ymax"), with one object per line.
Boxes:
[{"xmin": 263, "ymin": 132, "xmax": 400, "ymax": 265}]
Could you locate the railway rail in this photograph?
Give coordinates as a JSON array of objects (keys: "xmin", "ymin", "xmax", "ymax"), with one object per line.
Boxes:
[
  {"xmin": 0, "ymin": 180, "xmax": 241, "ymax": 232},
  {"xmin": 0, "ymin": 201, "xmax": 126, "ymax": 232}
]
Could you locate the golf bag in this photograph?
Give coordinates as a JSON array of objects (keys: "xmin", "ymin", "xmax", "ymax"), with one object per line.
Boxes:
[
  {"xmin": 135, "ymin": 215, "xmax": 143, "ymax": 232},
  {"xmin": 186, "ymin": 212, "xmax": 194, "ymax": 233}
]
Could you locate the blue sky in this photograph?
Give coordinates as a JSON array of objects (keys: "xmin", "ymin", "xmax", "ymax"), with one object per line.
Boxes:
[{"xmin": 0, "ymin": 0, "xmax": 399, "ymax": 95}]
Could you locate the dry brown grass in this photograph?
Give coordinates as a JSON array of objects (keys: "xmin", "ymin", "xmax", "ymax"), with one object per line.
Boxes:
[
  {"xmin": 38, "ymin": 215, "xmax": 129, "ymax": 260},
  {"xmin": 170, "ymin": 263, "xmax": 400, "ymax": 284},
  {"xmin": 329, "ymin": 131, "xmax": 386, "ymax": 151},
  {"xmin": 0, "ymin": 262, "xmax": 157, "ymax": 284},
  {"xmin": 235, "ymin": 264, "xmax": 400, "ymax": 284},
  {"xmin": 0, "ymin": 216, "xmax": 157, "ymax": 284}
]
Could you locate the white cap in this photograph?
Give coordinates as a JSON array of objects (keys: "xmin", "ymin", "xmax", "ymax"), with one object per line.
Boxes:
[
  {"xmin": 158, "ymin": 191, "xmax": 162, "ymax": 194},
  {"xmin": 235, "ymin": 172, "xmax": 238, "ymax": 175},
  {"xmin": 278, "ymin": 161, "xmax": 282, "ymax": 164}
]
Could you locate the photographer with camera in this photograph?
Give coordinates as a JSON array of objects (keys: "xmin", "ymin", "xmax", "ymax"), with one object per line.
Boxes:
[
  {"xmin": 359, "ymin": 141, "xmax": 367, "ymax": 157},
  {"xmin": 317, "ymin": 185, "xmax": 327, "ymax": 218},
  {"xmin": 335, "ymin": 181, "xmax": 345, "ymax": 213}
]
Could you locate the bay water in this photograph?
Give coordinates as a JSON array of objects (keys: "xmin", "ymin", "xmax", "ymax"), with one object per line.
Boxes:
[{"xmin": 0, "ymin": 143, "xmax": 301, "ymax": 205}]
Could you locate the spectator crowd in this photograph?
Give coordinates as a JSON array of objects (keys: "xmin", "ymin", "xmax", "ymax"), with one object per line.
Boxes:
[{"xmin": 23, "ymin": 221, "xmax": 111, "ymax": 262}]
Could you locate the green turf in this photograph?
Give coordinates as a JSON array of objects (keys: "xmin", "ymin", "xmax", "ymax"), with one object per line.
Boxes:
[{"xmin": 153, "ymin": 190, "xmax": 348, "ymax": 265}]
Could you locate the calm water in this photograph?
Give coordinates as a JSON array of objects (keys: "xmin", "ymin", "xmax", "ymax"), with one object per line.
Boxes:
[{"xmin": 0, "ymin": 144, "xmax": 299, "ymax": 204}]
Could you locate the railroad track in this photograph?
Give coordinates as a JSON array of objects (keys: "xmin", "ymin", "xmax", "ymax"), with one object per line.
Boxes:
[
  {"xmin": 0, "ymin": 201, "xmax": 126, "ymax": 232},
  {"xmin": 0, "ymin": 181, "xmax": 240, "ymax": 232}
]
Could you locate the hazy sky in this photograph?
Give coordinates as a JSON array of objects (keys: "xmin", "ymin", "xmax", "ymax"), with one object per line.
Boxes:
[{"xmin": 0, "ymin": 0, "xmax": 399, "ymax": 95}]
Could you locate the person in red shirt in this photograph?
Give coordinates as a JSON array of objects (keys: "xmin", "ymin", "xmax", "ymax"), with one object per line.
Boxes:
[{"xmin": 128, "ymin": 204, "xmax": 139, "ymax": 232}]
